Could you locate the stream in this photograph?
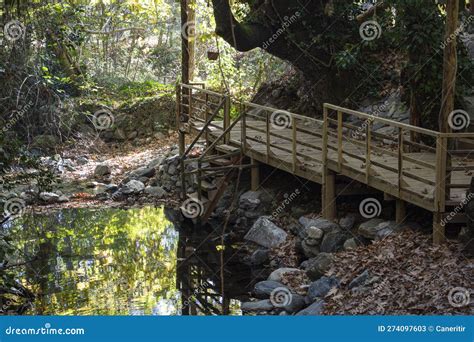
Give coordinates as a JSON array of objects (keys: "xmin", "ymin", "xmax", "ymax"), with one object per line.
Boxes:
[{"xmin": 1, "ymin": 207, "xmax": 253, "ymax": 315}]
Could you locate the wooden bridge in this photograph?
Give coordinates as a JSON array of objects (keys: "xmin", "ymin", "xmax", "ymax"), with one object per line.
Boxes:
[{"xmin": 177, "ymin": 83, "xmax": 474, "ymax": 244}]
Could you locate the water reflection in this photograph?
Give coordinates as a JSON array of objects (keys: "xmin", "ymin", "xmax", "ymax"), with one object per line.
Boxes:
[{"xmin": 1, "ymin": 207, "xmax": 252, "ymax": 315}]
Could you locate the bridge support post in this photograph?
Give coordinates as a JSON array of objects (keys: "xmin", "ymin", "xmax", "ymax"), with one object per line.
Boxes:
[
  {"xmin": 395, "ymin": 199, "xmax": 406, "ymax": 224},
  {"xmin": 322, "ymin": 170, "xmax": 336, "ymax": 221},
  {"xmin": 433, "ymin": 212, "xmax": 446, "ymax": 245},
  {"xmin": 251, "ymin": 158, "xmax": 260, "ymax": 191}
]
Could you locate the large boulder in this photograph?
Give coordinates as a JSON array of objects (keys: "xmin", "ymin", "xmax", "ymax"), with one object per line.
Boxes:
[
  {"xmin": 357, "ymin": 219, "xmax": 397, "ymax": 240},
  {"xmin": 241, "ymin": 300, "xmax": 274, "ymax": 312},
  {"xmin": 298, "ymin": 217, "xmax": 340, "ymax": 232},
  {"xmin": 122, "ymin": 180, "xmax": 145, "ymax": 194},
  {"xmin": 94, "ymin": 164, "xmax": 111, "ymax": 179},
  {"xmin": 320, "ymin": 230, "xmax": 347, "ymax": 253},
  {"xmin": 254, "ymin": 281, "xmax": 287, "ymax": 298},
  {"xmin": 130, "ymin": 167, "xmax": 156, "ymax": 179},
  {"xmin": 244, "ymin": 216, "xmax": 288, "ymax": 248},
  {"xmin": 281, "ymin": 294, "xmax": 306, "ymax": 313},
  {"xmin": 268, "ymin": 268, "xmax": 301, "ymax": 282},
  {"xmin": 239, "ymin": 191, "xmax": 262, "ymax": 210},
  {"xmin": 296, "ymin": 300, "xmax": 325, "ymax": 315},
  {"xmin": 301, "ymin": 253, "xmax": 333, "ymax": 281},
  {"xmin": 307, "ymin": 276, "xmax": 340, "ymax": 302},
  {"xmin": 144, "ymin": 186, "xmax": 167, "ymax": 198}
]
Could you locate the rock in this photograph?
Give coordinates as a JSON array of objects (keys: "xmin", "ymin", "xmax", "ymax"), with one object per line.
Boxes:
[
  {"xmin": 144, "ymin": 186, "xmax": 167, "ymax": 198},
  {"xmin": 76, "ymin": 156, "xmax": 89, "ymax": 165},
  {"xmin": 254, "ymin": 281, "xmax": 287, "ymax": 298},
  {"xmin": 339, "ymin": 214, "xmax": 356, "ymax": 230},
  {"xmin": 130, "ymin": 167, "xmax": 156, "ymax": 179},
  {"xmin": 127, "ymin": 131, "xmax": 138, "ymax": 140},
  {"xmin": 301, "ymin": 240, "xmax": 320, "ymax": 259},
  {"xmin": 358, "ymin": 219, "xmax": 399, "ymax": 240},
  {"xmin": 239, "ymin": 191, "xmax": 261, "ymax": 210},
  {"xmin": 268, "ymin": 268, "xmax": 301, "ymax": 282},
  {"xmin": 348, "ymin": 270, "xmax": 369, "ymax": 289},
  {"xmin": 241, "ymin": 300, "xmax": 274, "ymax": 312},
  {"xmin": 148, "ymin": 157, "xmax": 164, "ymax": 169},
  {"xmin": 282, "ymin": 294, "xmax": 306, "ymax": 313},
  {"xmin": 154, "ymin": 132, "xmax": 166, "ymax": 140},
  {"xmin": 58, "ymin": 195, "xmax": 69, "ymax": 203},
  {"xmin": 320, "ymin": 230, "xmax": 347, "ymax": 253},
  {"xmin": 298, "ymin": 217, "xmax": 339, "ymax": 232},
  {"xmin": 113, "ymin": 128, "xmax": 126, "ymax": 141},
  {"xmin": 122, "ymin": 180, "xmax": 145, "ymax": 194},
  {"xmin": 296, "ymin": 300, "xmax": 325, "ymax": 315},
  {"xmin": 307, "ymin": 276, "xmax": 340, "ymax": 302},
  {"xmin": 39, "ymin": 192, "xmax": 60, "ymax": 203},
  {"xmin": 105, "ymin": 184, "xmax": 119, "ymax": 193},
  {"xmin": 244, "ymin": 217, "xmax": 288, "ymax": 248},
  {"xmin": 250, "ymin": 249, "xmax": 270, "ymax": 266},
  {"xmin": 301, "ymin": 253, "xmax": 333, "ymax": 281},
  {"xmin": 168, "ymin": 164, "xmax": 177, "ymax": 175},
  {"xmin": 94, "ymin": 164, "xmax": 111, "ymax": 178},
  {"xmin": 343, "ymin": 238, "xmax": 358, "ymax": 251},
  {"xmin": 306, "ymin": 226, "xmax": 324, "ymax": 240}
]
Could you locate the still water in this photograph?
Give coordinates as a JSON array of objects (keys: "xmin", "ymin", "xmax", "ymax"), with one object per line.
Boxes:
[{"xmin": 1, "ymin": 207, "xmax": 252, "ymax": 315}]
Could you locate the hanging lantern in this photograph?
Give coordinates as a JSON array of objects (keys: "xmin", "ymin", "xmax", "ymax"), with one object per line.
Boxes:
[{"xmin": 207, "ymin": 49, "xmax": 219, "ymax": 60}]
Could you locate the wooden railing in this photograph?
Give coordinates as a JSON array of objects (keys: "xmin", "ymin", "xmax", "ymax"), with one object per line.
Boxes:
[{"xmin": 177, "ymin": 84, "xmax": 474, "ymax": 212}]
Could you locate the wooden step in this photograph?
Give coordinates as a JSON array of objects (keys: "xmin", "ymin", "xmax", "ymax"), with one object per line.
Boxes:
[
  {"xmin": 215, "ymin": 144, "xmax": 241, "ymax": 154},
  {"xmin": 193, "ymin": 180, "xmax": 217, "ymax": 192},
  {"xmin": 209, "ymin": 158, "xmax": 234, "ymax": 166}
]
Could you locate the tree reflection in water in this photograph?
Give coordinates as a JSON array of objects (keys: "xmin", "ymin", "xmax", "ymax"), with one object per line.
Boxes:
[{"xmin": 1, "ymin": 207, "xmax": 252, "ymax": 315}]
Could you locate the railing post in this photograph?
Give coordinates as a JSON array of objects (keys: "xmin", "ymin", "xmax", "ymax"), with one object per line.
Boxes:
[
  {"xmin": 434, "ymin": 135, "xmax": 447, "ymax": 244},
  {"xmin": 398, "ymin": 128, "xmax": 404, "ymax": 197},
  {"xmin": 337, "ymin": 111, "xmax": 343, "ymax": 172},
  {"xmin": 241, "ymin": 105, "xmax": 247, "ymax": 154},
  {"xmin": 197, "ymin": 159, "xmax": 202, "ymax": 201},
  {"xmin": 179, "ymin": 130, "xmax": 186, "ymax": 199},
  {"xmin": 292, "ymin": 115, "xmax": 297, "ymax": 173},
  {"xmin": 176, "ymin": 84, "xmax": 181, "ymax": 131},
  {"xmin": 205, "ymin": 93, "xmax": 209, "ymax": 144},
  {"xmin": 321, "ymin": 105, "xmax": 336, "ymax": 221},
  {"xmin": 266, "ymin": 111, "xmax": 270, "ymax": 163},
  {"xmin": 224, "ymin": 95, "xmax": 231, "ymax": 144},
  {"xmin": 365, "ymin": 121, "xmax": 372, "ymax": 184}
]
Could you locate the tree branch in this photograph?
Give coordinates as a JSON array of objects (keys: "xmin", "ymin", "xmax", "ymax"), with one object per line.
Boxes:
[{"xmin": 211, "ymin": 0, "xmax": 272, "ymax": 51}]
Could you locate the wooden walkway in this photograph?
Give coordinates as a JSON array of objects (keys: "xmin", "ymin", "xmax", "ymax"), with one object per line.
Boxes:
[{"xmin": 178, "ymin": 84, "xmax": 474, "ymax": 243}]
